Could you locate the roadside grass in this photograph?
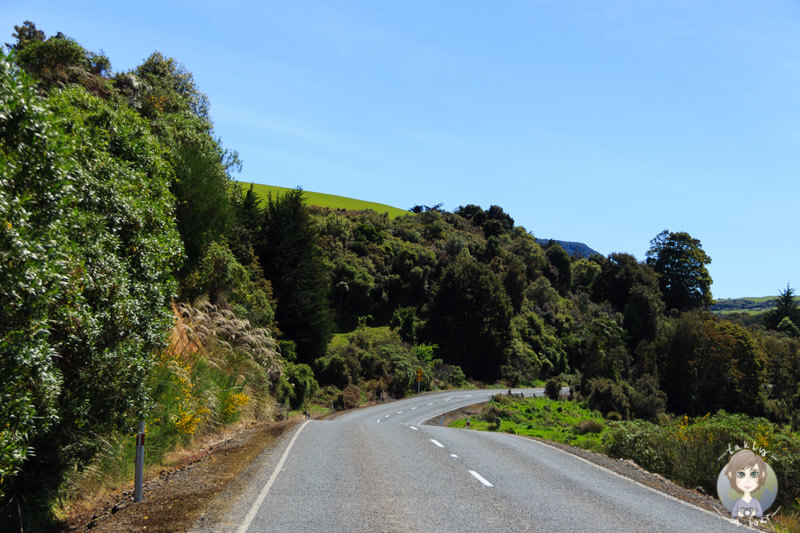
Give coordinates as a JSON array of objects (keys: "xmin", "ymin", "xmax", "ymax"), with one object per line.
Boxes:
[
  {"xmin": 55, "ymin": 303, "xmax": 281, "ymax": 521},
  {"xmin": 604, "ymin": 412, "xmax": 800, "ymax": 518},
  {"xmin": 449, "ymin": 395, "xmax": 608, "ymax": 452},
  {"xmin": 238, "ymin": 182, "xmax": 409, "ymax": 219}
]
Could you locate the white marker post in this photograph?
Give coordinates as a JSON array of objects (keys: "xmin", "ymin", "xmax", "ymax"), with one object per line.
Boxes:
[{"xmin": 134, "ymin": 421, "xmax": 145, "ymax": 502}]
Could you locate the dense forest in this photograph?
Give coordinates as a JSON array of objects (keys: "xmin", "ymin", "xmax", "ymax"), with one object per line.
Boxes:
[{"xmin": 2, "ymin": 22, "xmax": 799, "ymax": 527}]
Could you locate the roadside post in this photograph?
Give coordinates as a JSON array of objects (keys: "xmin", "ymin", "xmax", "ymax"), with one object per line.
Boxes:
[
  {"xmin": 134, "ymin": 421, "xmax": 145, "ymax": 502},
  {"xmin": 416, "ymin": 367, "xmax": 423, "ymax": 394}
]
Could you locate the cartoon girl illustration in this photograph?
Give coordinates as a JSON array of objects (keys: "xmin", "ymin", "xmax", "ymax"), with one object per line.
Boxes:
[{"xmin": 725, "ymin": 449, "xmax": 766, "ymax": 518}]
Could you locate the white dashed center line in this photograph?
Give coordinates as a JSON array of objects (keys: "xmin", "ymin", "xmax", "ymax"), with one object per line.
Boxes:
[
  {"xmin": 410, "ymin": 426, "xmax": 418, "ymax": 431},
  {"xmin": 430, "ymin": 439, "xmax": 444, "ymax": 448},
  {"xmin": 427, "ymin": 402, "xmax": 434, "ymax": 406},
  {"xmin": 411, "ymin": 407, "xmax": 418, "ymax": 410},
  {"xmin": 450, "ymin": 454, "xmax": 458, "ymax": 458},
  {"xmin": 469, "ymin": 470, "xmax": 494, "ymax": 487}
]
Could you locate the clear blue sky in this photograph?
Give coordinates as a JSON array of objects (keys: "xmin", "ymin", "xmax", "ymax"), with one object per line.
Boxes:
[{"xmin": 4, "ymin": 1, "xmax": 799, "ymax": 299}]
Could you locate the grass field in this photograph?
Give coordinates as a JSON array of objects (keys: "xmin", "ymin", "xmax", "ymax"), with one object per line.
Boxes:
[
  {"xmin": 237, "ymin": 182, "xmax": 409, "ymax": 219},
  {"xmin": 449, "ymin": 395, "xmax": 608, "ymax": 451}
]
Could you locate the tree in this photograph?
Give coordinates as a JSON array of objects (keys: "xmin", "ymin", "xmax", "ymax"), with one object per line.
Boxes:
[
  {"xmin": 646, "ymin": 230, "xmax": 712, "ymax": 312},
  {"xmin": 11, "ymin": 23, "xmax": 110, "ymax": 94},
  {"xmin": 133, "ymin": 53, "xmax": 236, "ymax": 268},
  {"xmin": 655, "ymin": 312, "xmax": 766, "ymax": 416},
  {"xmin": 1, "ymin": 53, "xmax": 182, "ymax": 520},
  {"xmin": 6, "ymin": 21, "xmax": 45, "ymax": 51},
  {"xmin": 544, "ymin": 243, "xmax": 572, "ymax": 295},
  {"xmin": 256, "ymin": 189, "xmax": 334, "ymax": 364},
  {"xmin": 424, "ymin": 257, "xmax": 512, "ymax": 381},
  {"xmin": 764, "ymin": 284, "xmax": 800, "ymax": 333}
]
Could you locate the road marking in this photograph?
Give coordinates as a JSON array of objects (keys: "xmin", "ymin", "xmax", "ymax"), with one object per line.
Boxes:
[
  {"xmin": 445, "ymin": 398, "xmax": 452, "ymax": 401},
  {"xmin": 430, "ymin": 439, "xmax": 444, "ymax": 448},
  {"xmin": 384, "ymin": 414, "xmax": 390, "ymax": 418},
  {"xmin": 238, "ymin": 420, "xmax": 309, "ymax": 533},
  {"xmin": 465, "ymin": 394, "xmax": 473, "ymax": 397},
  {"xmin": 411, "ymin": 406, "xmax": 418, "ymax": 410},
  {"xmin": 397, "ymin": 411, "xmax": 403, "ymax": 414},
  {"xmin": 469, "ymin": 470, "xmax": 494, "ymax": 487},
  {"xmin": 410, "ymin": 426, "xmax": 418, "ymax": 431},
  {"xmin": 450, "ymin": 454, "xmax": 458, "ymax": 458},
  {"xmin": 427, "ymin": 402, "xmax": 434, "ymax": 405},
  {"xmin": 377, "ymin": 419, "xmax": 381, "ymax": 423}
]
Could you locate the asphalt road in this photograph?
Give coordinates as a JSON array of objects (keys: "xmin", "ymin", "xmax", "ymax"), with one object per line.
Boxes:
[{"xmin": 193, "ymin": 389, "xmax": 746, "ymax": 532}]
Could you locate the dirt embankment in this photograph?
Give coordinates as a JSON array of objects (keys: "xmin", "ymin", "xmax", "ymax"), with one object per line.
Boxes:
[{"xmin": 60, "ymin": 420, "xmax": 298, "ymax": 532}]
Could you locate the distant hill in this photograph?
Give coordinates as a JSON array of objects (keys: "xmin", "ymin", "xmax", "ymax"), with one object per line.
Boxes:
[
  {"xmin": 711, "ymin": 296, "xmax": 779, "ymax": 315},
  {"xmin": 237, "ymin": 182, "xmax": 410, "ymax": 219},
  {"xmin": 536, "ymin": 239, "xmax": 598, "ymax": 258}
]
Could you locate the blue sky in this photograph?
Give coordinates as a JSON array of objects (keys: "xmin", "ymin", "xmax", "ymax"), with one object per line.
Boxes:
[{"xmin": 4, "ymin": 1, "xmax": 799, "ymax": 299}]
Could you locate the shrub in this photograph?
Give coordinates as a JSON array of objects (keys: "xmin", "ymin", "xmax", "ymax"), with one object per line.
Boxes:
[
  {"xmin": 584, "ymin": 377, "xmax": 630, "ymax": 419},
  {"xmin": 628, "ymin": 374, "xmax": 667, "ymax": 422},
  {"xmin": 284, "ymin": 363, "xmax": 318, "ymax": 409},
  {"xmin": 545, "ymin": 378, "xmax": 561, "ymax": 400},
  {"xmin": 341, "ymin": 384, "xmax": 361, "ymax": 409},
  {"xmin": 575, "ymin": 420, "xmax": 604, "ymax": 435},
  {"xmin": 603, "ymin": 411, "xmax": 800, "ymax": 510}
]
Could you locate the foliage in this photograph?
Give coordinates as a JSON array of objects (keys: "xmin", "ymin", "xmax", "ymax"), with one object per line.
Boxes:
[
  {"xmin": 256, "ymin": 189, "xmax": 334, "ymax": 364},
  {"xmin": 283, "ymin": 363, "xmax": 319, "ymax": 409},
  {"xmin": 764, "ymin": 284, "xmax": 800, "ymax": 334},
  {"xmin": 425, "ymin": 257, "xmax": 512, "ymax": 382},
  {"xmin": 604, "ymin": 412, "xmax": 800, "ymax": 511},
  {"xmin": 1, "ymin": 51, "xmax": 182, "ymax": 524},
  {"xmin": 11, "ymin": 23, "xmax": 110, "ymax": 95},
  {"xmin": 646, "ymin": 229, "xmax": 712, "ymax": 312},
  {"xmin": 58, "ymin": 303, "xmax": 281, "ymax": 518},
  {"xmin": 181, "ymin": 241, "xmax": 276, "ymax": 327},
  {"xmin": 0, "ymin": 53, "xmax": 67, "ymax": 499},
  {"xmin": 450, "ymin": 395, "xmax": 608, "ymax": 450},
  {"xmin": 654, "ymin": 312, "xmax": 766, "ymax": 417},
  {"xmin": 545, "ymin": 378, "xmax": 561, "ymax": 400}
]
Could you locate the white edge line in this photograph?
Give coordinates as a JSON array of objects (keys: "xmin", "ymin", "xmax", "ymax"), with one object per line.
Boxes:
[
  {"xmin": 238, "ymin": 420, "xmax": 310, "ymax": 533},
  {"xmin": 430, "ymin": 439, "xmax": 444, "ymax": 448},
  {"xmin": 469, "ymin": 470, "xmax": 494, "ymax": 487},
  {"xmin": 526, "ymin": 437, "xmax": 755, "ymax": 529}
]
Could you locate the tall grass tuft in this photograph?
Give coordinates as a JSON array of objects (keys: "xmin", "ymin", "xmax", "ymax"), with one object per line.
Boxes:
[{"xmin": 57, "ymin": 302, "xmax": 284, "ymax": 516}]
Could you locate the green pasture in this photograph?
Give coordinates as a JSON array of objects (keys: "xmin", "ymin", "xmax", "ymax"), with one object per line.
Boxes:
[{"xmin": 237, "ymin": 182, "xmax": 409, "ymax": 219}]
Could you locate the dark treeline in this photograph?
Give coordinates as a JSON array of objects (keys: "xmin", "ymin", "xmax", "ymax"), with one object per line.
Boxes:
[{"xmin": 2, "ymin": 21, "xmax": 800, "ymax": 527}]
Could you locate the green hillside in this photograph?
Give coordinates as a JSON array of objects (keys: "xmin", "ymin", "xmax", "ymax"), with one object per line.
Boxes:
[
  {"xmin": 237, "ymin": 182, "xmax": 409, "ymax": 219},
  {"xmin": 711, "ymin": 296, "xmax": 778, "ymax": 315}
]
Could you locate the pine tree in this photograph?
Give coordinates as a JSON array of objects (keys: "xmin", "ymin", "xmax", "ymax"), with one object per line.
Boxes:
[
  {"xmin": 765, "ymin": 284, "xmax": 800, "ymax": 333},
  {"xmin": 255, "ymin": 189, "xmax": 333, "ymax": 364}
]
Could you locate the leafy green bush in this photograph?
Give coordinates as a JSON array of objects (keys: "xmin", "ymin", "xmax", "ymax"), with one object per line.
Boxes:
[
  {"xmin": 284, "ymin": 363, "xmax": 319, "ymax": 409},
  {"xmin": 584, "ymin": 377, "xmax": 630, "ymax": 418},
  {"xmin": 0, "ymin": 53, "xmax": 67, "ymax": 496},
  {"xmin": 604, "ymin": 412, "xmax": 800, "ymax": 510},
  {"xmin": 545, "ymin": 378, "xmax": 561, "ymax": 400}
]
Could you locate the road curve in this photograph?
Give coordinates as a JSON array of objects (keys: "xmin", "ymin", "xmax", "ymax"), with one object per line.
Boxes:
[{"xmin": 192, "ymin": 389, "xmax": 746, "ymax": 532}]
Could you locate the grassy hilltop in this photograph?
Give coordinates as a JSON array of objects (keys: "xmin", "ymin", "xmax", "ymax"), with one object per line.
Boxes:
[{"xmin": 237, "ymin": 182, "xmax": 410, "ymax": 219}]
